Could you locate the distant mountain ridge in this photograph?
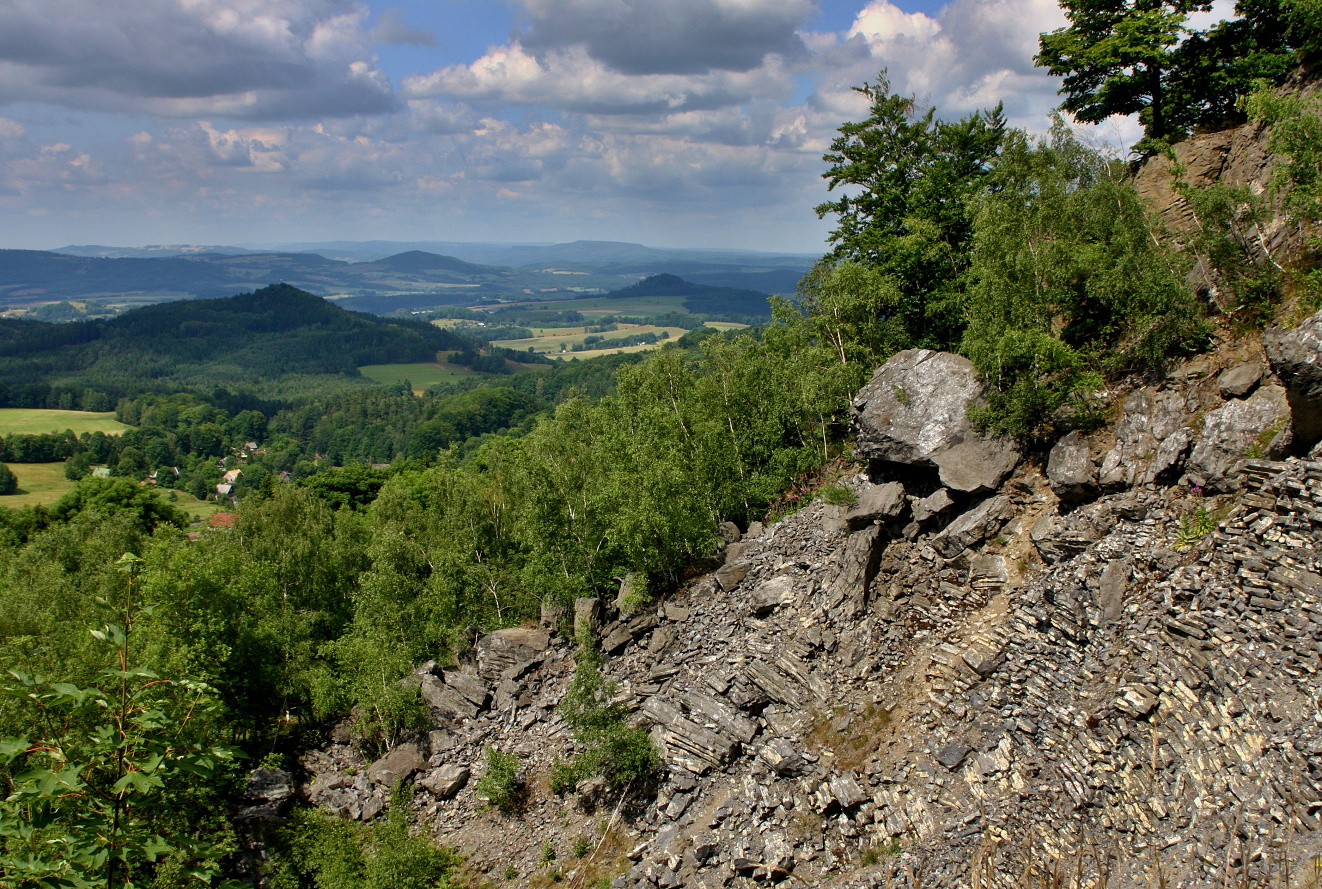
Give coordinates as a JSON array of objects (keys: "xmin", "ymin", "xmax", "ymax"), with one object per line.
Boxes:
[
  {"xmin": 0, "ymin": 283, "xmax": 473, "ymax": 407},
  {"xmin": 5, "ymin": 240, "xmax": 813, "ymax": 317}
]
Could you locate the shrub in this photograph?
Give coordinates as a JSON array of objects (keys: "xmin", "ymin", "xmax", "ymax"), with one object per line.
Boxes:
[
  {"xmin": 474, "ymin": 748, "xmax": 522, "ymax": 813},
  {"xmin": 553, "ymin": 633, "xmax": 659, "ymax": 794}
]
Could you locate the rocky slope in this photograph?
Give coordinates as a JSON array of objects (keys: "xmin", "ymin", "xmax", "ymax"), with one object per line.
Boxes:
[{"xmin": 231, "ymin": 304, "xmax": 1322, "ymax": 889}]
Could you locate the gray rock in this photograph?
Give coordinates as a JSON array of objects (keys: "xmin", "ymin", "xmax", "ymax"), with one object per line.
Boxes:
[
  {"xmin": 827, "ymin": 525, "xmax": 885, "ymax": 617},
  {"xmin": 1266, "ymin": 309, "xmax": 1322, "ymax": 449},
  {"xmin": 850, "ymin": 350, "xmax": 987, "ymax": 465},
  {"xmin": 1099, "ymin": 559, "xmax": 1128, "ymax": 623},
  {"xmin": 419, "ymin": 674, "xmax": 479, "ymax": 720},
  {"xmin": 616, "ymin": 572, "xmax": 643, "ymax": 616},
  {"xmin": 932, "ymin": 496, "xmax": 1014, "ymax": 559},
  {"xmin": 933, "ymin": 437, "xmax": 1021, "ymax": 495},
  {"xmin": 367, "ymin": 743, "xmax": 426, "ymax": 787},
  {"xmin": 1187, "ymin": 384, "xmax": 1291, "ymax": 489},
  {"xmin": 750, "ymin": 575, "xmax": 796, "ymax": 616},
  {"xmin": 828, "ymin": 772, "xmax": 867, "ymax": 809},
  {"xmin": 844, "ymin": 481, "xmax": 907, "ymax": 531},
  {"xmin": 1031, "ymin": 511, "xmax": 1097, "ymax": 564},
  {"xmin": 574, "ymin": 597, "xmax": 602, "ymax": 639},
  {"xmin": 1218, "ymin": 362, "xmax": 1264, "ymax": 399},
  {"xmin": 443, "ymin": 670, "xmax": 489, "ymax": 709},
  {"xmin": 912, "ymin": 488, "xmax": 955, "ymax": 525},
  {"xmin": 1047, "ymin": 431, "xmax": 1095, "ymax": 502},
  {"xmin": 759, "ymin": 738, "xmax": 809, "ymax": 776},
  {"xmin": 717, "ymin": 521, "xmax": 742, "ymax": 544},
  {"xmin": 420, "ymin": 764, "xmax": 470, "ymax": 800},
  {"xmin": 1097, "ymin": 387, "xmax": 1191, "ymax": 489},
  {"xmin": 715, "ymin": 561, "xmax": 751, "ymax": 591},
  {"xmin": 234, "ymin": 767, "xmax": 294, "ymax": 821},
  {"xmin": 476, "ymin": 627, "xmax": 551, "ymax": 681},
  {"xmin": 935, "ymin": 743, "xmax": 970, "ymax": 770}
]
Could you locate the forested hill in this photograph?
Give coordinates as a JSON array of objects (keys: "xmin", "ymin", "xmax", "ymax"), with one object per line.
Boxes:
[
  {"xmin": 0, "ymin": 283, "xmax": 472, "ymax": 407},
  {"xmin": 606, "ymin": 273, "xmax": 776, "ymax": 317}
]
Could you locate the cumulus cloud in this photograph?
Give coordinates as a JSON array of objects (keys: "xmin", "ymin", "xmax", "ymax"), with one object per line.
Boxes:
[
  {"xmin": 405, "ymin": 42, "xmax": 796, "ymax": 116},
  {"xmin": 0, "ymin": 0, "xmax": 398, "ymax": 120}
]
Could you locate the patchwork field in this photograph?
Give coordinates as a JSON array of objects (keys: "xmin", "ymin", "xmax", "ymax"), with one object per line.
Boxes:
[
  {"xmin": 357, "ymin": 361, "xmax": 482, "ymax": 392},
  {"xmin": 0, "ymin": 409, "xmax": 130, "ymax": 436},
  {"xmin": 490, "ymin": 295, "xmax": 691, "ymax": 318},
  {"xmin": 491, "ymin": 322, "xmax": 689, "ymax": 357},
  {"xmin": 0, "ymin": 462, "xmax": 221, "ymax": 520}
]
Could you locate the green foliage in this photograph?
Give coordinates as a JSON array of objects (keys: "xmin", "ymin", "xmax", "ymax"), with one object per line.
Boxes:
[
  {"xmin": 1036, "ymin": 0, "xmax": 1303, "ymax": 148},
  {"xmin": 0, "ymin": 553, "xmax": 241, "ymax": 889},
  {"xmin": 50, "ymin": 478, "xmax": 188, "ymax": 533},
  {"xmin": 265, "ymin": 807, "xmax": 461, "ymax": 889},
  {"xmin": 1245, "ymin": 82, "xmax": 1322, "ymax": 307},
  {"xmin": 0, "ymin": 462, "xmax": 16, "ymax": 496},
  {"xmin": 961, "ymin": 121, "xmax": 1206, "ymax": 437},
  {"xmin": 816, "ymin": 75, "xmax": 1006, "ymax": 351},
  {"xmin": 553, "ymin": 634, "xmax": 658, "ymax": 794},
  {"xmin": 473, "ymin": 748, "xmax": 522, "ymax": 813},
  {"xmin": 1173, "ymin": 177, "xmax": 1283, "ymax": 325}
]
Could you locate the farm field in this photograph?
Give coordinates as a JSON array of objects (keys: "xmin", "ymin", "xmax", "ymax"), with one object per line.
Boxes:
[
  {"xmin": 0, "ymin": 462, "xmax": 222, "ymax": 520},
  {"xmin": 357, "ymin": 361, "xmax": 481, "ymax": 393},
  {"xmin": 0, "ymin": 408, "xmax": 130, "ymax": 436},
  {"xmin": 492, "ymin": 323, "xmax": 690, "ymax": 357}
]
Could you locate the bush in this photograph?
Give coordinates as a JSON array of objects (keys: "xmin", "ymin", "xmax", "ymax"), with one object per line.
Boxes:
[
  {"xmin": 0, "ymin": 462, "xmax": 15, "ymax": 495},
  {"xmin": 553, "ymin": 633, "xmax": 659, "ymax": 794},
  {"xmin": 473, "ymin": 748, "xmax": 522, "ymax": 813}
]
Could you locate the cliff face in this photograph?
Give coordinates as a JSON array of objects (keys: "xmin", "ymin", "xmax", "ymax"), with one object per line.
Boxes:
[{"xmin": 245, "ymin": 306, "xmax": 1322, "ymax": 889}]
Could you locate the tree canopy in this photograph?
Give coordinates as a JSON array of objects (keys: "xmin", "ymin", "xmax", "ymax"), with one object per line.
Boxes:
[{"xmin": 1036, "ymin": 0, "xmax": 1307, "ymax": 149}]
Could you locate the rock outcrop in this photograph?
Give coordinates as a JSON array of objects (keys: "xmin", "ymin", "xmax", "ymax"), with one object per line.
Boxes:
[{"xmin": 284, "ymin": 330, "xmax": 1322, "ymax": 889}]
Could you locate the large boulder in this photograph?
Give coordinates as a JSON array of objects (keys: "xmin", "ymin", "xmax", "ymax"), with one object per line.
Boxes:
[
  {"xmin": 1187, "ymin": 384, "xmax": 1291, "ymax": 489},
  {"xmin": 476, "ymin": 627, "xmax": 551, "ymax": 681},
  {"xmin": 851, "ymin": 350, "xmax": 1019, "ymax": 492},
  {"xmin": 367, "ymin": 743, "xmax": 426, "ymax": 787},
  {"xmin": 1047, "ymin": 431, "xmax": 1095, "ymax": 502},
  {"xmin": 1266, "ymin": 310, "xmax": 1322, "ymax": 450},
  {"xmin": 1097, "ymin": 387, "xmax": 1192, "ymax": 490},
  {"xmin": 843, "ymin": 481, "xmax": 907, "ymax": 531}
]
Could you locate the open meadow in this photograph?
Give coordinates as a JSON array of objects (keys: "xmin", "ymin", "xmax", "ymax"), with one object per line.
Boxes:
[
  {"xmin": 0, "ymin": 462, "xmax": 222, "ymax": 520},
  {"xmin": 0, "ymin": 408, "xmax": 130, "ymax": 436},
  {"xmin": 357, "ymin": 361, "xmax": 481, "ymax": 392},
  {"xmin": 491, "ymin": 322, "xmax": 692, "ymax": 356}
]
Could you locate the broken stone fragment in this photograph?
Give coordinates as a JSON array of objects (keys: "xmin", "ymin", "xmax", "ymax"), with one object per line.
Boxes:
[
  {"xmin": 419, "ymin": 674, "xmax": 479, "ymax": 720},
  {"xmin": 574, "ymin": 597, "xmax": 602, "ymax": 639},
  {"xmin": 843, "ymin": 481, "xmax": 907, "ymax": 531},
  {"xmin": 912, "ymin": 488, "xmax": 955, "ymax": 525},
  {"xmin": 749, "ymin": 575, "xmax": 796, "ymax": 617},
  {"xmin": 1187, "ymin": 384, "xmax": 1291, "ymax": 490},
  {"xmin": 234, "ymin": 767, "xmax": 294, "ymax": 822},
  {"xmin": 1047, "ymin": 431, "xmax": 1095, "ymax": 502},
  {"xmin": 759, "ymin": 738, "xmax": 809, "ymax": 777},
  {"xmin": 420, "ymin": 764, "xmax": 470, "ymax": 800},
  {"xmin": 933, "ymin": 437, "xmax": 1021, "ymax": 495},
  {"xmin": 935, "ymin": 743, "xmax": 970, "ymax": 771},
  {"xmin": 367, "ymin": 743, "xmax": 426, "ymax": 787},
  {"xmin": 1218, "ymin": 362, "xmax": 1263, "ymax": 399},
  {"xmin": 931, "ymin": 496, "xmax": 1014, "ymax": 559}
]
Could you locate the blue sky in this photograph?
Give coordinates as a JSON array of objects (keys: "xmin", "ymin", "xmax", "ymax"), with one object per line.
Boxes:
[{"xmin": 0, "ymin": 0, "xmax": 1136, "ymax": 254}]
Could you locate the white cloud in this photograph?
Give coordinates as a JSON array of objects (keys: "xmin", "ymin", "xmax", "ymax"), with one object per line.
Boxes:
[{"xmin": 404, "ymin": 42, "xmax": 796, "ymax": 116}]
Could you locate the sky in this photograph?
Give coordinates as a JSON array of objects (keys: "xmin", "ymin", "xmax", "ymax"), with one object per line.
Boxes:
[{"xmin": 0, "ymin": 0, "xmax": 1197, "ymax": 254}]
